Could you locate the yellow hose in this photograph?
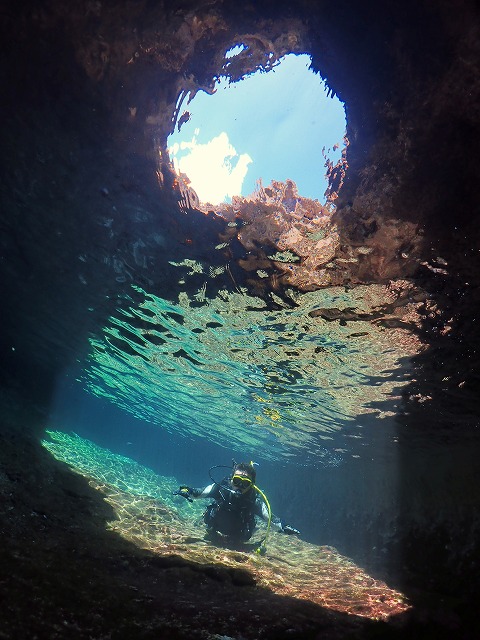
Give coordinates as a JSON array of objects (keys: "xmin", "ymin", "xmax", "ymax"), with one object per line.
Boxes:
[{"xmin": 253, "ymin": 484, "xmax": 272, "ymax": 554}]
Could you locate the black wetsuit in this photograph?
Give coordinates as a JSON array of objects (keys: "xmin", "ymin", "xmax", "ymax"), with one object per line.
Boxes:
[{"xmin": 191, "ymin": 478, "xmax": 283, "ymax": 542}]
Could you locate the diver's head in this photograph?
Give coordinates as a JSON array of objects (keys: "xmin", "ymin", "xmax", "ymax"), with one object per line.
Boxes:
[{"xmin": 231, "ymin": 462, "xmax": 256, "ymax": 494}]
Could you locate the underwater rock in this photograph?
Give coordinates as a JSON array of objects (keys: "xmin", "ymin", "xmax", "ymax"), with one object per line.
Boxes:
[{"xmin": 2, "ymin": 0, "xmax": 480, "ymax": 638}]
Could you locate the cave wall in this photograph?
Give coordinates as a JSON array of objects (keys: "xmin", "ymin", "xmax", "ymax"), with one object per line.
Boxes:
[
  {"xmin": 3, "ymin": 0, "xmax": 480, "ymax": 375},
  {"xmin": 265, "ymin": 433, "xmax": 480, "ymax": 600},
  {"xmin": 2, "ymin": 0, "xmax": 480, "ymax": 622}
]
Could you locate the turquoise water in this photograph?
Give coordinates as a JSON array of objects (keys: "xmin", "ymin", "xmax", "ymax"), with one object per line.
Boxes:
[
  {"xmin": 43, "ymin": 430, "xmax": 178, "ymax": 501},
  {"xmin": 42, "ymin": 429, "xmax": 202, "ymax": 515},
  {"xmin": 75, "ymin": 282, "xmax": 417, "ymax": 466},
  {"xmin": 40, "ymin": 430, "xmax": 410, "ymax": 623}
]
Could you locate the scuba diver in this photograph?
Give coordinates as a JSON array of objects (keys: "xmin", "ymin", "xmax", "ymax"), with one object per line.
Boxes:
[{"xmin": 174, "ymin": 461, "xmax": 300, "ymax": 553}]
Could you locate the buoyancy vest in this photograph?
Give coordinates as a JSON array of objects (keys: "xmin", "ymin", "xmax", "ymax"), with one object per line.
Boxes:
[{"xmin": 204, "ymin": 479, "xmax": 256, "ymax": 539}]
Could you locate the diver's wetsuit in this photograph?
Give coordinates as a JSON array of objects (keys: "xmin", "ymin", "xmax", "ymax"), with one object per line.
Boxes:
[{"xmin": 190, "ymin": 477, "xmax": 284, "ymax": 542}]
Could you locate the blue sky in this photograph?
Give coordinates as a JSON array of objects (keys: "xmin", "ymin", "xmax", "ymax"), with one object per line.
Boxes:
[{"xmin": 168, "ymin": 53, "xmax": 346, "ymax": 204}]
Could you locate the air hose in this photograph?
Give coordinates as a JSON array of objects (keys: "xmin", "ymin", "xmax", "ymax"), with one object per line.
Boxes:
[{"xmin": 252, "ymin": 484, "xmax": 272, "ymax": 555}]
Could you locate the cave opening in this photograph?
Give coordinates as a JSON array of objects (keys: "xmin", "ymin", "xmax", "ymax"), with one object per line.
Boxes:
[
  {"xmin": 2, "ymin": 1, "xmax": 480, "ymax": 637},
  {"xmin": 167, "ymin": 51, "xmax": 347, "ymax": 206}
]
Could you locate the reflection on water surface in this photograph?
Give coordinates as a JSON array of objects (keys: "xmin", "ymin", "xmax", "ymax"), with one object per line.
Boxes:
[{"xmin": 81, "ymin": 281, "xmax": 422, "ymax": 463}]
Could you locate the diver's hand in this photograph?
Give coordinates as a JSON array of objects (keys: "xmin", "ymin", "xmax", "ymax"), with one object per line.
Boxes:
[
  {"xmin": 283, "ymin": 525, "xmax": 300, "ymax": 536},
  {"xmin": 173, "ymin": 486, "xmax": 194, "ymax": 502}
]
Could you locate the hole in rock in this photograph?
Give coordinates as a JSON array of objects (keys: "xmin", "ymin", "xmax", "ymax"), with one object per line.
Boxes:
[{"xmin": 168, "ymin": 52, "xmax": 347, "ymax": 206}]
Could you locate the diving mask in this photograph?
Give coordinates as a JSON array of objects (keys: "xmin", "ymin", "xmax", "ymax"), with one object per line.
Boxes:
[{"xmin": 231, "ymin": 474, "xmax": 253, "ymax": 493}]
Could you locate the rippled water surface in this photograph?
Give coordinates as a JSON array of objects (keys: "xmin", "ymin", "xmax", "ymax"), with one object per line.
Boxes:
[{"xmin": 80, "ymin": 282, "xmax": 421, "ymax": 464}]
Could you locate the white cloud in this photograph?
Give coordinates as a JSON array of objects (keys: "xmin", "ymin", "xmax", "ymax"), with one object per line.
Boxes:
[{"xmin": 169, "ymin": 131, "xmax": 252, "ymax": 204}]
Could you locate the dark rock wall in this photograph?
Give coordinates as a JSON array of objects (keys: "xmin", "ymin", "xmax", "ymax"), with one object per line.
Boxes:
[{"xmin": 2, "ymin": 0, "xmax": 480, "ymax": 631}]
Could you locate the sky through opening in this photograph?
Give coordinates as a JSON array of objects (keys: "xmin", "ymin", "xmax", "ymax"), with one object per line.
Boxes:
[{"xmin": 168, "ymin": 53, "xmax": 347, "ymax": 205}]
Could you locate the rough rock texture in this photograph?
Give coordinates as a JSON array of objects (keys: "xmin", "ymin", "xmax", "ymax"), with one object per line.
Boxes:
[{"xmin": 2, "ymin": 0, "xmax": 480, "ymax": 637}]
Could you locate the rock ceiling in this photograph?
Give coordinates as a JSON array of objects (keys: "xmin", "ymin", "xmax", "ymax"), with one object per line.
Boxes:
[
  {"xmin": 2, "ymin": 1, "xmax": 480, "ymax": 637},
  {"xmin": 1, "ymin": 0, "xmax": 479, "ymax": 428}
]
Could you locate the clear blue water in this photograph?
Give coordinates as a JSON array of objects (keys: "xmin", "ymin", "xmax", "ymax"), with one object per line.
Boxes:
[
  {"xmin": 43, "ymin": 57, "xmax": 414, "ymax": 551},
  {"xmin": 50, "ymin": 282, "xmax": 415, "ymax": 478}
]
